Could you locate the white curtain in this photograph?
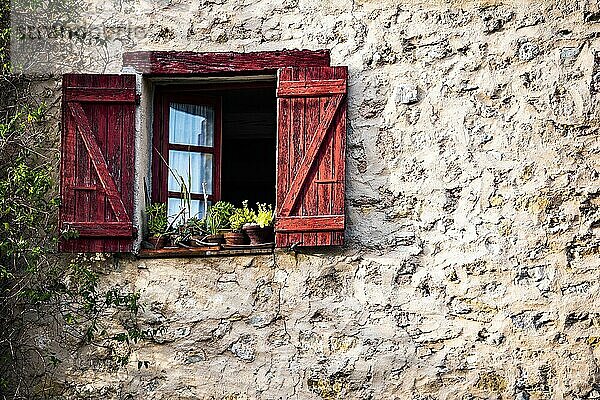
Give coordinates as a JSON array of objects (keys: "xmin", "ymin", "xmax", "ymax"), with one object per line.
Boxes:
[
  {"xmin": 169, "ymin": 102, "xmax": 214, "ymax": 147},
  {"xmin": 168, "ymin": 150, "xmax": 213, "ymax": 195}
]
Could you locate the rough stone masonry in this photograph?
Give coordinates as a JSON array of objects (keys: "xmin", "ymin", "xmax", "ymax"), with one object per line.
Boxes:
[{"xmin": 23, "ymin": 0, "xmax": 600, "ymax": 398}]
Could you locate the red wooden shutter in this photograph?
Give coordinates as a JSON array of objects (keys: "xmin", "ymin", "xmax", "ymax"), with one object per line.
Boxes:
[
  {"xmin": 59, "ymin": 74, "xmax": 136, "ymax": 252},
  {"xmin": 276, "ymin": 66, "xmax": 347, "ymax": 247}
]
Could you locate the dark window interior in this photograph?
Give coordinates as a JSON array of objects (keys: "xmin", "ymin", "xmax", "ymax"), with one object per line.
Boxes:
[{"xmin": 220, "ymin": 87, "xmax": 276, "ymax": 207}]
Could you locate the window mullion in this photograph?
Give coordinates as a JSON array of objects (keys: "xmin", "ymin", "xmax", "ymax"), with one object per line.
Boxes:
[{"xmin": 168, "ymin": 143, "xmax": 216, "ymax": 154}]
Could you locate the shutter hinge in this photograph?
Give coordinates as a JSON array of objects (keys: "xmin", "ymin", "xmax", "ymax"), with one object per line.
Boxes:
[
  {"xmin": 135, "ymin": 94, "xmax": 141, "ymax": 105},
  {"xmin": 132, "ymin": 227, "xmax": 139, "ymax": 239}
]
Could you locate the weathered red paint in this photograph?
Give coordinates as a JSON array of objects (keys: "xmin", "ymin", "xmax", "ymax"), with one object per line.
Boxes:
[
  {"xmin": 60, "ymin": 74, "xmax": 136, "ymax": 252},
  {"xmin": 64, "ymin": 87, "xmax": 136, "ymax": 103},
  {"xmin": 275, "ymin": 66, "xmax": 348, "ymax": 247},
  {"xmin": 62, "ymin": 222, "xmax": 133, "ymax": 237},
  {"xmin": 277, "ymin": 79, "xmax": 346, "ymax": 97},
  {"xmin": 123, "ymin": 50, "xmax": 331, "ymax": 75},
  {"xmin": 276, "ymin": 216, "xmax": 345, "ymax": 232}
]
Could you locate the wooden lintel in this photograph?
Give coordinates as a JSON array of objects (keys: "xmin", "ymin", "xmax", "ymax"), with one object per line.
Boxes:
[{"xmin": 123, "ymin": 50, "xmax": 331, "ymax": 75}]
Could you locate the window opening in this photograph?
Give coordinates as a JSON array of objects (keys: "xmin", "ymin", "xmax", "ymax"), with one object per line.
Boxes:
[{"xmin": 153, "ymin": 78, "xmax": 277, "ymax": 223}]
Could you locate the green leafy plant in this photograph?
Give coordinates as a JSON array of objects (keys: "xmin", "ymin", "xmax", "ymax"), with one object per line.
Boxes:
[
  {"xmin": 255, "ymin": 203, "xmax": 275, "ymax": 228},
  {"xmin": 229, "ymin": 200, "xmax": 256, "ymax": 232},
  {"xmin": 204, "ymin": 201, "xmax": 234, "ymax": 235},
  {"xmin": 146, "ymin": 202, "xmax": 167, "ymax": 237}
]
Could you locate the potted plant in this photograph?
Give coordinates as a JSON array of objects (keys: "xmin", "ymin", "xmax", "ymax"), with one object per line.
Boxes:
[
  {"xmin": 203, "ymin": 201, "xmax": 234, "ymax": 245},
  {"xmin": 146, "ymin": 203, "xmax": 168, "ymax": 249},
  {"xmin": 169, "ymin": 217, "xmax": 204, "ymax": 247},
  {"xmin": 225, "ymin": 201, "xmax": 255, "ymax": 245},
  {"xmin": 185, "ymin": 216, "xmax": 205, "ymax": 246},
  {"xmin": 171, "ymin": 223, "xmax": 192, "ymax": 247},
  {"xmin": 243, "ymin": 203, "xmax": 274, "ymax": 245}
]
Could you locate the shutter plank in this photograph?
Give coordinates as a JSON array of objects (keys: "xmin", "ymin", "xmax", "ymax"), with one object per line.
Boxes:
[
  {"xmin": 106, "ymin": 93, "xmax": 122, "ymax": 252},
  {"xmin": 88, "ymin": 100, "xmax": 100, "ymax": 251},
  {"xmin": 276, "ymin": 103, "xmax": 289, "ymax": 246},
  {"xmin": 317, "ymin": 103, "xmax": 332, "ymax": 245},
  {"xmin": 63, "ymin": 222, "xmax": 133, "ymax": 237},
  {"xmin": 287, "ymin": 67, "xmax": 304, "ymax": 247},
  {"xmin": 331, "ymin": 87, "xmax": 347, "ymax": 246},
  {"xmin": 65, "ymin": 87, "xmax": 136, "ymax": 103},
  {"xmin": 120, "ymin": 76, "xmax": 136, "ymax": 252},
  {"xmin": 59, "ymin": 77, "xmax": 77, "ymax": 252},
  {"xmin": 96, "ymin": 102, "xmax": 107, "ymax": 232},
  {"xmin": 276, "ymin": 216, "xmax": 344, "ymax": 232},
  {"xmin": 313, "ymin": 67, "xmax": 331, "ymax": 245},
  {"xmin": 276, "ymin": 70, "xmax": 291, "ymax": 248},
  {"xmin": 76, "ymin": 102, "xmax": 91, "ymax": 252},
  {"xmin": 277, "ymin": 79, "xmax": 346, "ymax": 97}
]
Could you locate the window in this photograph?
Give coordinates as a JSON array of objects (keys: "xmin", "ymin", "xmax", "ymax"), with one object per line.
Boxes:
[
  {"xmin": 153, "ymin": 93, "xmax": 221, "ymax": 224},
  {"xmin": 152, "ymin": 81, "xmax": 277, "ymax": 224},
  {"xmin": 59, "ymin": 50, "xmax": 347, "ymax": 253}
]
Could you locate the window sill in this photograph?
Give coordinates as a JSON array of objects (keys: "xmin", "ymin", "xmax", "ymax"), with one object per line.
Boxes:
[{"xmin": 138, "ymin": 243, "xmax": 274, "ymax": 258}]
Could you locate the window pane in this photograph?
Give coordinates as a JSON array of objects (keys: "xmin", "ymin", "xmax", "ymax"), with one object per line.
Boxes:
[
  {"xmin": 168, "ymin": 150, "xmax": 213, "ymax": 195},
  {"xmin": 169, "ymin": 103, "xmax": 214, "ymax": 147},
  {"xmin": 167, "ymin": 198, "xmax": 210, "ymax": 225}
]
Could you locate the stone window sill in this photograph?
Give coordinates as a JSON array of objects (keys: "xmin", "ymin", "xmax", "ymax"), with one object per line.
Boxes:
[{"xmin": 138, "ymin": 244, "xmax": 274, "ymax": 258}]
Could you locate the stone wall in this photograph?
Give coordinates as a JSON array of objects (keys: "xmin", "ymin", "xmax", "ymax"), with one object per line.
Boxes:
[{"xmin": 24, "ymin": 0, "xmax": 600, "ymax": 398}]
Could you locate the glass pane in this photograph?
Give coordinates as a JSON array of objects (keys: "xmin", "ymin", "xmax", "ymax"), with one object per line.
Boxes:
[
  {"xmin": 169, "ymin": 102, "xmax": 214, "ymax": 147},
  {"xmin": 167, "ymin": 198, "xmax": 210, "ymax": 225},
  {"xmin": 168, "ymin": 150, "xmax": 213, "ymax": 195}
]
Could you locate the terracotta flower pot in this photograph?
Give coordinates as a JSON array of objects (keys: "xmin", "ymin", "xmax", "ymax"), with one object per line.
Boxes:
[
  {"xmin": 242, "ymin": 225, "xmax": 274, "ymax": 245},
  {"xmin": 147, "ymin": 235, "xmax": 167, "ymax": 249},
  {"xmin": 204, "ymin": 233, "xmax": 225, "ymax": 245},
  {"xmin": 224, "ymin": 231, "xmax": 248, "ymax": 245}
]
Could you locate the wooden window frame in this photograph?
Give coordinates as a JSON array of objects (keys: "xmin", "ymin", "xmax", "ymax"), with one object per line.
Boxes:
[{"xmin": 152, "ymin": 92, "xmax": 222, "ymax": 206}]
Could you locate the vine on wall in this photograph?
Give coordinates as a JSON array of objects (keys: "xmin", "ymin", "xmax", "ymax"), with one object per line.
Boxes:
[{"xmin": 0, "ymin": 1, "xmax": 147, "ymax": 398}]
